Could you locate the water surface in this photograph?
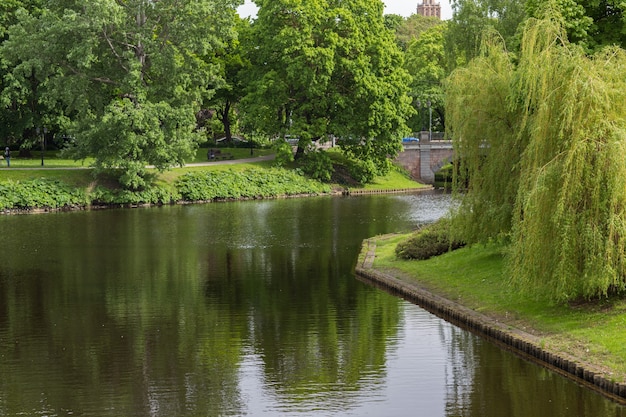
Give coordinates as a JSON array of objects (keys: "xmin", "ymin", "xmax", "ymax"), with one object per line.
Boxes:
[{"xmin": 0, "ymin": 193, "xmax": 623, "ymax": 416}]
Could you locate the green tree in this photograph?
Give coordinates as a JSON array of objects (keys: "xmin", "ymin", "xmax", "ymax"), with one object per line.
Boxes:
[
  {"xmin": 205, "ymin": 17, "xmax": 251, "ymax": 144},
  {"xmin": 0, "ymin": 0, "xmax": 43, "ymax": 150},
  {"xmin": 1, "ymin": 0, "xmax": 240, "ymax": 188},
  {"xmin": 393, "ymin": 13, "xmax": 443, "ymax": 51},
  {"xmin": 404, "ymin": 23, "xmax": 447, "ymax": 132},
  {"xmin": 241, "ymin": 0, "xmax": 413, "ymax": 179},
  {"xmin": 526, "ymin": 0, "xmax": 626, "ymax": 50},
  {"xmin": 446, "ymin": 0, "xmax": 526, "ymax": 67},
  {"xmin": 383, "ymin": 13, "xmax": 404, "ymax": 32}
]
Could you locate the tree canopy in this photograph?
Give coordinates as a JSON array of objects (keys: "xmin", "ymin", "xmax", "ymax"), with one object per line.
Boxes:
[
  {"xmin": 445, "ymin": 0, "xmax": 526, "ymax": 67},
  {"xmin": 404, "ymin": 22, "xmax": 448, "ymax": 132},
  {"xmin": 526, "ymin": 0, "xmax": 626, "ymax": 51},
  {"xmin": 241, "ymin": 0, "xmax": 413, "ymax": 175},
  {"xmin": 392, "ymin": 13, "xmax": 442, "ymax": 51},
  {"xmin": 1, "ymin": 0, "xmax": 240, "ymax": 188}
]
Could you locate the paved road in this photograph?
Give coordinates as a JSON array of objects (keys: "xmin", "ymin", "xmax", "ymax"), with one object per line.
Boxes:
[{"xmin": 0, "ymin": 154, "xmax": 276, "ymax": 170}]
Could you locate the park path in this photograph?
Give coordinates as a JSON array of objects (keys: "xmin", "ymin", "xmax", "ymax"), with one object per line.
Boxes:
[
  {"xmin": 183, "ymin": 154, "xmax": 275, "ymax": 167},
  {"xmin": 0, "ymin": 154, "xmax": 275, "ymax": 170}
]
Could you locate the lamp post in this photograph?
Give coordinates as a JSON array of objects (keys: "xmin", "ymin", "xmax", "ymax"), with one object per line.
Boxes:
[
  {"xmin": 36, "ymin": 127, "xmax": 47, "ymax": 166},
  {"xmin": 427, "ymin": 100, "xmax": 432, "ymax": 142},
  {"xmin": 416, "ymin": 100, "xmax": 422, "ymax": 133}
]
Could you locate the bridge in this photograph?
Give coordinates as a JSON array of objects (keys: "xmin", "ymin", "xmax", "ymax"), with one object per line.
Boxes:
[{"xmin": 395, "ymin": 132, "xmax": 454, "ymax": 184}]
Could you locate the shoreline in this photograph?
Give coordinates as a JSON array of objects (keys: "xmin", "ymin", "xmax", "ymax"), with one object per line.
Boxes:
[
  {"xmin": 355, "ymin": 236, "xmax": 626, "ymax": 405},
  {"xmin": 0, "ymin": 187, "xmax": 435, "ymax": 216}
]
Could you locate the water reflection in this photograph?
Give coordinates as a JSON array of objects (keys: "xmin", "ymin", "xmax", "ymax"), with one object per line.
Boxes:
[{"xmin": 0, "ymin": 193, "xmax": 624, "ymax": 416}]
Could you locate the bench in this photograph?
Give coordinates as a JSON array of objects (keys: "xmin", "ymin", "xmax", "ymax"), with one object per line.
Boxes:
[{"xmin": 207, "ymin": 149, "xmax": 234, "ymax": 161}]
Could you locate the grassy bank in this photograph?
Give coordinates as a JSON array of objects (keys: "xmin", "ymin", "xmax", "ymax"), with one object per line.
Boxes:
[
  {"xmin": 0, "ymin": 149, "xmax": 427, "ymax": 211},
  {"xmin": 350, "ymin": 165, "xmax": 426, "ymax": 191},
  {"xmin": 371, "ymin": 232, "xmax": 626, "ymax": 381}
]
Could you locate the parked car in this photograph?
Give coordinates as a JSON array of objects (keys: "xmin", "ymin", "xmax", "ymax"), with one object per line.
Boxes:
[{"xmin": 402, "ymin": 137, "xmax": 419, "ymax": 143}]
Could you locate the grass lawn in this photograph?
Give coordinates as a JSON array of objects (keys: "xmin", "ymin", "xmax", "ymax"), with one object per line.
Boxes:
[
  {"xmin": 358, "ymin": 167, "xmax": 427, "ymax": 191},
  {"xmin": 1, "ymin": 147, "xmax": 426, "ymax": 193},
  {"xmin": 156, "ymin": 159, "xmax": 276, "ymax": 185},
  {"xmin": 0, "ymin": 147, "xmax": 273, "ymax": 169},
  {"xmin": 371, "ymin": 233, "xmax": 626, "ymax": 381},
  {"xmin": 1, "ymin": 154, "xmax": 94, "ymax": 169},
  {"xmin": 0, "ymin": 167, "xmax": 98, "ymax": 188}
]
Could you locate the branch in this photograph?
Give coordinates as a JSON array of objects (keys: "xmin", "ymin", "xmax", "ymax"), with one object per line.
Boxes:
[
  {"xmin": 91, "ymin": 77, "xmax": 119, "ymax": 86},
  {"xmin": 63, "ymin": 63, "xmax": 120, "ymax": 86},
  {"xmin": 102, "ymin": 27, "xmax": 130, "ymax": 73}
]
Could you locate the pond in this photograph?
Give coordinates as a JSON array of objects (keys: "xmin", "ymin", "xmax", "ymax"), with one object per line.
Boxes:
[{"xmin": 0, "ymin": 192, "xmax": 624, "ymax": 416}]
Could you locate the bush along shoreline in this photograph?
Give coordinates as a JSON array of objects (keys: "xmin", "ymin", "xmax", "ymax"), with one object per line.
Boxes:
[{"xmin": 0, "ymin": 168, "xmax": 334, "ymax": 213}]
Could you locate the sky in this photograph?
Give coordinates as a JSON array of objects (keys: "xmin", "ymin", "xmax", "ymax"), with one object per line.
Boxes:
[{"xmin": 237, "ymin": 0, "xmax": 453, "ymax": 21}]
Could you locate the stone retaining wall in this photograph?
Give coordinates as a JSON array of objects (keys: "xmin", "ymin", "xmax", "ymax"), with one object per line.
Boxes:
[
  {"xmin": 343, "ymin": 187, "xmax": 432, "ymax": 196},
  {"xmin": 355, "ymin": 238, "xmax": 626, "ymax": 404}
]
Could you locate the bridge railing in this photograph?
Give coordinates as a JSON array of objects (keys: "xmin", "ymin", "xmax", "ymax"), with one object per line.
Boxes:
[{"xmin": 413, "ymin": 131, "xmax": 446, "ymax": 142}]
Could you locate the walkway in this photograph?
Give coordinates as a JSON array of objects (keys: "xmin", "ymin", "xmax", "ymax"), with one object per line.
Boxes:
[{"xmin": 0, "ymin": 154, "xmax": 276, "ymax": 170}]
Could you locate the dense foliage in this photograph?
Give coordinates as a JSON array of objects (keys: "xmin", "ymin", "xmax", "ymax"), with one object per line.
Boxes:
[
  {"xmin": 395, "ymin": 219, "xmax": 465, "ymax": 260},
  {"xmin": 0, "ymin": 168, "xmax": 332, "ymax": 211},
  {"xmin": 1, "ymin": 0, "xmax": 240, "ymax": 188},
  {"xmin": 0, "ymin": 0, "xmax": 429, "ymax": 188},
  {"xmin": 404, "ymin": 23, "xmax": 447, "ymax": 132},
  {"xmin": 175, "ymin": 169, "xmax": 332, "ymax": 201},
  {"xmin": 446, "ymin": 0, "xmax": 526, "ymax": 66},
  {"xmin": 0, "ymin": 179, "xmax": 88, "ymax": 210},
  {"xmin": 241, "ymin": 0, "xmax": 413, "ymax": 177},
  {"xmin": 526, "ymin": 0, "xmax": 626, "ymax": 51},
  {"xmin": 447, "ymin": 16, "xmax": 626, "ymax": 302}
]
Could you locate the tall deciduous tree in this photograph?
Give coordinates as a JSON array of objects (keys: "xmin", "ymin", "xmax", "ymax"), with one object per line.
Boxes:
[
  {"xmin": 404, "ymin": 23, "xmax": 447, "ymax": 132},
  {"xmin": 0, "ymin": 0, "xmax": 43, "ymax": 149},
  {"xmin": 526, "ymin": 0, "xmax": 626, "ymax": 50},
  {"xmin": 393, "ymin": 13, "xmax": 442, "ymax": 51},
  {"xmin": 241, "ymin": 0, "xmax": 413, "ymax": 177},
  {"xmin": 205, "ymin": 17, "xmax": 251, "ymax": 144},
  {"xmin": 445, "ymin": 0, "xmax": 526, "ymax": 67},
  {"xmin": 1, "ymin": 0, "xmax": 240, "ymax": 188}
]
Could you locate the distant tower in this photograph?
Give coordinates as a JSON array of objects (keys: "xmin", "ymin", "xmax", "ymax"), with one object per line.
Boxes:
[{"xmin": 417, "ymin": 0, "xmax": 441, "ymax": 19}]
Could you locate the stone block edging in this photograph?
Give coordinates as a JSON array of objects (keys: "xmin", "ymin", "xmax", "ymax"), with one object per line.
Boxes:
[
  {"xmin": 343, "ymin": 187, "xmax": 433, "ymax": 196},
  {"xmin": 355, "ymin": 238, "xmax": 626, "ymax": 404}
]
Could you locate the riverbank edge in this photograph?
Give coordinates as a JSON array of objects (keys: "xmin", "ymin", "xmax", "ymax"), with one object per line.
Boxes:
[
  {"xmin": 355, "ymin": 236, "xmax": 626, "ymax": 405},
  {"xmin": 0, "ymin": 186, "xmax": 433, "ymax": 215}
]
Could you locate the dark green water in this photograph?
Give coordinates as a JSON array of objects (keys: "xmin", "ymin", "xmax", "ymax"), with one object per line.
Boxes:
[{"xmin": 0, "ymin": 193, "xmax": 624, "ymax": 416}]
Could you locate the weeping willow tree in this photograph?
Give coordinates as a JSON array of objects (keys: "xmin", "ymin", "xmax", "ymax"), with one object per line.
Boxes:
[
  {"xmin": 446, "ymin": 30, "xmax": 523, "ymax": 243},
  {"xmin": 509, "ymin": 18, "xmax": 626, "ymax": 302},
  {"xmin": 446, "ymin": 14, "xmax": 626, "ymax": 302}
]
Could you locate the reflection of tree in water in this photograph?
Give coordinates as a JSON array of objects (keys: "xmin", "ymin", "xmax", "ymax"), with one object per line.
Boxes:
[
  {"xmin": 0, "ymin": 209, "xmax": 249, "ymax": 417},
  {"xmin": 0, "ymin": 195, "xmax": 449, "ymax": 416},
  {"xmin": 440, "ymin": 323, "xmax": 477, "ymax": 416},
  {"xmin": 195, "ymin": 196, "xmax": 415, "ymax": 411},
  {"xmin": 224, "ymin": 243, "xmax": 402, "ymax": 412},
  {"xmin": 440, "ymin": 323, "xmax": 626, "ymax": 417}
]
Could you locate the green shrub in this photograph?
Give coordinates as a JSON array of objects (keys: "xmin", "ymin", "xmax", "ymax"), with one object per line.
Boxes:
[
  {"xmin": 299, "ymin": 149, "xmax": 334, "ymax": 182},
  {"xmin": 395, "ymin": 219, "xmax": 465, "ymax": 260},
  {"xmin": 0, "ymin": 179, "xmax": 88, "ymax": 210},
  {"xmin": 273, "ymin": 140, "xmax": 295, "ymax": 167},
  {"xmin": 175, "ymin": 168, "xmax": 331, "ymax": 201},
  {"xmin": 90, "ymin": 185, "xmax": 179, "ymax": 205},
  {"xmin": 346, "ymin": 157, "xmax": 377, "ymax": 184}
]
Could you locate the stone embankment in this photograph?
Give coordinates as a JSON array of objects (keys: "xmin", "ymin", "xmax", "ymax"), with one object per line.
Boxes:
[
  {"xmin": 355, "ymin": 237, "xmax": 626, "ymax": 405},
  {"xmin": 343, "ymin": 187, "xmax": 431, "ymax": 196}
]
